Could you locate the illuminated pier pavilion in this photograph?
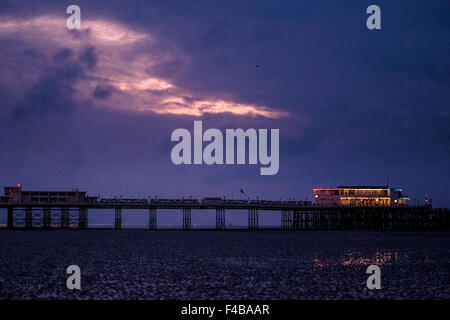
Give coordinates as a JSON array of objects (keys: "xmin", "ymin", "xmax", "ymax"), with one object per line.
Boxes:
[
  {"xmin": 0, "ymin": 185, "xmax": 448, "ymax": 231},
  {"xmin": 313, "ymin": 186, "xmax": 410, "ymax": 207}
]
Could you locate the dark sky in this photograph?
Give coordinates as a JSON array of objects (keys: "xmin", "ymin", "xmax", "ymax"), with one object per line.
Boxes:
[{"xmin": 0, "ymin": 0, "xmax": 449, "ymax": 214}]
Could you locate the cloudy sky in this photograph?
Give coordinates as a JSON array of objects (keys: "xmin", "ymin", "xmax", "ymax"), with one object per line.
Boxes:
[{"xmin": 0, "ymin": 0, "xmax": 449, "ymax": 214}]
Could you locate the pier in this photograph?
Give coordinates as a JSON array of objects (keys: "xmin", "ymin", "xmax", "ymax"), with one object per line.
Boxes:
[
  {"xmin": 1, "ymin": 185, "xmax": 448, "ymax": 231},
  {"xmin": 2, "ymin": 200, "xmax": 449, "ymax": 231}
]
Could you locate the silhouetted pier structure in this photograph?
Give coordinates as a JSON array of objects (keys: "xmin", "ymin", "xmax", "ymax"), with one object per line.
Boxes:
[
  {"xmin": 2, "ymin": 201, "xmax": 449, "ymax": 231},
  {"xmin": 1, "ymin": 186, "xmax": 448, "ymax": 231}
]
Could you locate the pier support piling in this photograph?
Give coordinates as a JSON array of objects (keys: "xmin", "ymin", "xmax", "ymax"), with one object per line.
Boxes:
[
  {"xmin": 216, "ymin": 208, "xmax": 225, "ymax": 230},
  {"xmin": 43, "ymin": 208, "xmax": 51, "ymax": 229},
  {"xmin": 25, "ymin": 207, "xmax": 32, "ymax": 229},
  {"xmin": 248, "ymin": 208, "xmax": 259, "ymax": 230},
  {"xmin": 149, "ymin": 208, "xmax": 157, "ymax": 230},
  {"xmin": 281, "ymin": 209, "xmax": 293, "ymax": 230},
  {"xmin": 61, "ymin": 208, "xmax": 69, "ymax": 229},
  {"xmin": 7, "ymin": 207, "xmax": 13, "ymax": 229},
  {"xmin": 78, "ymin": 208, "xmax": 87, "ymax": 229},
  {"xmin": 115, "ymin": 208, "xmax": 122, "ymax": 229},
  {"xmin": 183, "ymin": 208, "xmax": 191, "ymax": 230},
  {"xmin": 293, "ymin": 210, "xmax": 301, "ymax": 230}
]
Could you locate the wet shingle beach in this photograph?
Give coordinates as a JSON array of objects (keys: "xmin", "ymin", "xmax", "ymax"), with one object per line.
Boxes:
[{"xmin": 0, "ymin": 230, "xmax": 448, "ymax": 299}]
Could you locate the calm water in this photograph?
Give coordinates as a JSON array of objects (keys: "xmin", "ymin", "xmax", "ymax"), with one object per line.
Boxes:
[{"xmin": 0, "ymin": 230, "xmax": 448, "ymax": 299}]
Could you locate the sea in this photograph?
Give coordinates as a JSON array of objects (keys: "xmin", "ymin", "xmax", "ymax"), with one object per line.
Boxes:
[{"xmin": 0, "ymin": 230, "xmax": 448, "ymax": 299}]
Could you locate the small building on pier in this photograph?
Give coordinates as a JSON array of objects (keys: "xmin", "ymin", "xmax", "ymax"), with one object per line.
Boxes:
[
  {"xmin": 313, "ymin": 186, "xmax": 409, "ymax": 207},
  {"xmin": 0, "ymin": 184, "xmax": 97, "ymax": 205}
]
